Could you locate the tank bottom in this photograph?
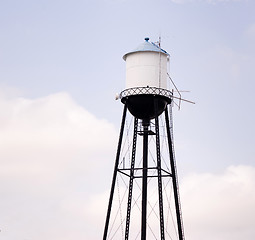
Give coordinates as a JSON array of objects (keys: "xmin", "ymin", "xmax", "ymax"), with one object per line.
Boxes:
[{"xmin": 121, "ymin": 94, "xmax": 171, "ymax": 120}]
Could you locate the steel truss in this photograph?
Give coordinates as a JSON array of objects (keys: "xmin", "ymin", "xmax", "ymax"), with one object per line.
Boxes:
[{"xmin": 103, "ymin": 101, "xmax": 185, "ymax": 240}]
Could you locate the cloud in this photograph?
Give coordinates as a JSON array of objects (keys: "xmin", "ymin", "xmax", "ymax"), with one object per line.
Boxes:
[
  {"xmin": 0, "ymin": 91, "xmax": 117, "ymax": 239},
  {"xmin": 181, "ymin": 165, "xmax": 255, "ymax": 240},
  {"xmin": 0, "ymin": 92, "xmax": 117, "ymax": 170}
]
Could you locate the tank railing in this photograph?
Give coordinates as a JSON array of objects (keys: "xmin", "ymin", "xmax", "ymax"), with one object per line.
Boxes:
[{"xmin": 119, "ymin": 87, "xmax": 173, "ymax": 100}]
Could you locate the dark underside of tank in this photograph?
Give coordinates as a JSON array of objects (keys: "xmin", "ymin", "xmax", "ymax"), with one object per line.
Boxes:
[{"xmin": 121, "ymin": 94, "xmax": 171, "ymax": 120}]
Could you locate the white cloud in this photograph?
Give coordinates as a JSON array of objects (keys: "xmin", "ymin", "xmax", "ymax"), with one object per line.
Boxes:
[
  {"xmin": 181, "ymin": 165, "xmax": 255, "ymax": 240},
  {"xmin": 0, "ymin": 91, "xmax": 117, "ymax": 239},
  {"xmin": 0, "ymin": 92, "xmax": 117, "ymax": 171}
]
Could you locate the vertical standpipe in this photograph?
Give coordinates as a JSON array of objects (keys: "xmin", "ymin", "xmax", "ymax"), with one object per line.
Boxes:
[{"xmin": 141, "ymin": 119, "xmax": 149, "ymax": 240}]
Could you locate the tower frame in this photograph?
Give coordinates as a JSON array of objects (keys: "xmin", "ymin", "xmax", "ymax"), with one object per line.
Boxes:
[{"xmin": 103, "ymin": 94, "xmax": 185, "ymax": 240}]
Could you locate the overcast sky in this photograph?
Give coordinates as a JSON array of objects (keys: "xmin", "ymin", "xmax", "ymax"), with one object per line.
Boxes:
[{"xmin": 0, "ymin": 0, "xmax": 255, "ymax": 239}]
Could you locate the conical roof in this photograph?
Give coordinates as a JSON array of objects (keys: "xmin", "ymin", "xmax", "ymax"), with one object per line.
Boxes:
[{"xmin": 123, "ymin": 38, "xmax": 169, "ymax": 60}]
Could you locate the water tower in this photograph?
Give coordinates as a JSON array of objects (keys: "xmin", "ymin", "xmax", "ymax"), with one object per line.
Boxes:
[{"xmin": 103, "ymin": 38, "xmax": 185, "ymax": 240}]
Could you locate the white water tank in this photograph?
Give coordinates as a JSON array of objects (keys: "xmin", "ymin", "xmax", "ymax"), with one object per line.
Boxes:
[{"xmin": 123, "ymin": 38, "xmax": 169, "ymax": 90}]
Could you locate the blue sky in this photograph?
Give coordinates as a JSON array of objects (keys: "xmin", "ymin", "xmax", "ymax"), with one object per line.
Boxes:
[{"xmin": 0, "ymin": 0, "xmax": 255, "ymax": 239}]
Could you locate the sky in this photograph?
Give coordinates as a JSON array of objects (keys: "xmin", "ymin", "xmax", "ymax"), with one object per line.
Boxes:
[{"xmin": 0, "ymin": 0, "xmax": 255, "ymax": 239}]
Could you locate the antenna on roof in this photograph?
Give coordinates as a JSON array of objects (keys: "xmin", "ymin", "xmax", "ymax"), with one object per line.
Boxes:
[{"xmin": 154, "ymin": 35, "xmax": 161, "ymax": 48}]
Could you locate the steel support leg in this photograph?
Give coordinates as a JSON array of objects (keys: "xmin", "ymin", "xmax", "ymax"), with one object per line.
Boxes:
[
  {"xmin": 103, "ymin": 103, "xmax": 128, "ymax": 240},
  {"xmin": 154, "ymin": 100, "xmax": 165, "ymax": 240},
  {"xmin": 125, "ymin": 117, "xmax": 138, "ymax": 240},
  {"xmin": 165, "ymin": 107, "xmax": 185, "ymax": 240}
]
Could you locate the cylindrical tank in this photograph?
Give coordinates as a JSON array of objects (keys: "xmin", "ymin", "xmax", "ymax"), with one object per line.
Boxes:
[
  {"xmin": 123, "ymin": 38, "xmax": 169, "ymax": 90},
  {"xmin": 120, "ymin": 38, "xmax": 172, "ymax": 120}
]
